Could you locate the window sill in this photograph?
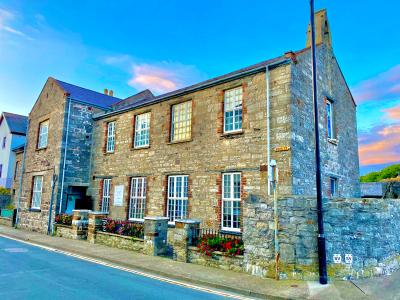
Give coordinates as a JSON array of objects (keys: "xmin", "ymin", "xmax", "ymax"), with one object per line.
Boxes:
[
  {"xmin": 167, "ymin": 138, "xmax": 193, "ymax": 145},
  {"xmin": 35, "ymin": 147, "xmax": 47, "ymax": 152},
  {"xmin": 128, "ymin": 218, "xmax": 144, "ymax": 223},
  {"xmin": 220, "ymin": 130, "xmax": 244, "ymax": 139},
  {"xmin": 29, "ymin": 208, "xmax": 41, "ymax": 212},
  {"xmin": 131, "ymin": 145, "xmax": 150, "ymax": 151},
  {"xmin": 103, "ymin": 151, "xmax": 115, "ymax": 155},
  {"xmin": 220, "ymin": 228, "xmax": 242, "ymax": 234},
  {"xmin": 328, "ymin": 138, "xmax": 338, "ymax": 145}
]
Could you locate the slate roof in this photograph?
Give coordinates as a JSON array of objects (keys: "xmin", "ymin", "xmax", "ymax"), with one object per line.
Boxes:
[
  {"xmin": 54, "ymin": 79, "xmax": 122, "ymax": 109},
  {"xmin": 1, "ymin": 112, "xmax": 28, "ymax": 135},
  {"xmin": 111, "ymin": 89, "xmax": 155, "ymax": 110}
]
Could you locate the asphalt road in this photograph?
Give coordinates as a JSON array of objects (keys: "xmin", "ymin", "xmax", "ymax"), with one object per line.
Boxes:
[{"xmin": 0, "ymin": 237, "xmax": 231, "ymax": 300}]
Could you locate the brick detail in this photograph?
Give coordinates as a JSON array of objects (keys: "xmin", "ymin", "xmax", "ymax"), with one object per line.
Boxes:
[{"xmin": 216, "ymin": 90, "xmax": 224, "ymax": 134}]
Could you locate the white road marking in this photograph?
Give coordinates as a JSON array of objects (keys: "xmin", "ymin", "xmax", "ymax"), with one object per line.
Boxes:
[{"xmin": 0, "ymin": 234, "xmax": 253, "ymax": 300}]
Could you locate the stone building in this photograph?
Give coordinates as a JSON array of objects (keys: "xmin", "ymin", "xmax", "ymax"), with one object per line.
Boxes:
[{"xmin": 14, "ymin": 9, "xmax": 360, "ymax": 234}]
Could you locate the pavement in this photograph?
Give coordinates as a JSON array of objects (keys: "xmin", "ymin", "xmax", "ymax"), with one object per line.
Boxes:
[{"xmin": 0, "ymin": 225, "xmax": 396, "ymax": 299}]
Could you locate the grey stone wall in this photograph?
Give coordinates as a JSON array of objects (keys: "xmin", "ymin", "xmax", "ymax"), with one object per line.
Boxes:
[
  {"xmin": 244, "ymin": 196, "xmax": 400, "ymax": 280},
  {"xmin": 290, "ymin": 45, "xmax": 360, "ymax": 198}
]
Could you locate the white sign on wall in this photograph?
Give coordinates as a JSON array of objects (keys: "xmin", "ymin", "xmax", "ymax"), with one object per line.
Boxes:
[
  {"xmin": 114, "ymin": 185, "xmax": 124, "ymax": 206},
  {"xmin": 345, "ymin": 254, "xmax": 353, "ymax": 264},
  {"xmin": 333, "ymin": 254, "xmax": 342, "ymax": 264}
]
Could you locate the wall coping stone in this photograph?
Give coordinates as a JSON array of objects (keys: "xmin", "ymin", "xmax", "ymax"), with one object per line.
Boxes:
[
  {"xmin": 54, "ymin": 224, "xmax": 73, "ymax": 229},
  {"xmin": 175, "ymin": 219, "xmax": 201, "ymax": 224},
  {"xmin": 89, "ymin": 211, "xmax": 109, "ymax": 215},
  {"xmin": 144, "ymin": 216, "xmax": 169, "ymax": 221},
  {"xmin": 96, "ymin": 231, "xmax": 144, "ymax": 242}
]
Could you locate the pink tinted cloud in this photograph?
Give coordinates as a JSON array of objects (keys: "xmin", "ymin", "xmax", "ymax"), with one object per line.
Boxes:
[
  {"xmin": 352, "ymin": 64, "xmax": 400, "ymax": 104},
  {"xmin": 127, "ymin": 62, "xmax": 204, "ymax": 94},
  {"xmin": 383, "ymin": 105, "xmax": 400, "ymax": 120},
  {"xmin": 359, "ymin": 124, "xmax": 400, "ymax": 165}
]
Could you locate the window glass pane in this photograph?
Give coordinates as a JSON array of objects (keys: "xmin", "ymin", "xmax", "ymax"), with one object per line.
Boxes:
[
  {"xmin": 134, "ymin": 113, "xmax": 150, "ymax": 148},
  {"xmin": 38, "ymin": 121, "xmax": 49, "ymax": 148},
  {"xmin": 221, "ymin": 173, "xmax": 241, "ymax": 231},
  {"xmin": 167, "ymin": 175, "xmax": 188, "ymax": 222},
  {"xmin": 107, "ymin": 122, "xmax": 115, "ymax": 152},
  {"xmin": 224, "ymin": 87, "xmax": 243, "ymax": 132},
  {"xmin": 171, "ymin": 102, "xmax": 192, "ymax": 142},
  {"xmin": 129, "ymin": 177, "xmax": 146, "ymax": 219},
  {"xmin": 326, "ymin": 101, "xmax": 333, "ymax": 139}
]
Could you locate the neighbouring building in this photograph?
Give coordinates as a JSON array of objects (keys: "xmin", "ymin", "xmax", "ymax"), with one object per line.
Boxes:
[
  {"xmin": 0, "ymin": 112, "xmax": 28, "ymax": 189},
  {"xmin": 14, "ymin": 9, "xmax": 360, "ymax": 235}
]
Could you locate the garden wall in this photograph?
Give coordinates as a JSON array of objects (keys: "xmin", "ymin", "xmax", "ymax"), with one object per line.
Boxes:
[
  {"xmin": 95, "ymin": 231, "xmax": 144, "ymax": 253},
  {"xmin": 188, "ymin": 246, "xmax": 244, "ymax": 272},
  {"xmin": 244, "ymin": 196, "xmax": 400, "ymax": 280}
]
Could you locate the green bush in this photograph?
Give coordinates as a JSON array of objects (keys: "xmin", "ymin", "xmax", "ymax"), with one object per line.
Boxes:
[
  {"xmin": 360, "ymin": 164, "xmax": 400, "ymax": 182},
  {"xmin": 0, "ymin": 187, "xmax": 10, "ymax": 195}
]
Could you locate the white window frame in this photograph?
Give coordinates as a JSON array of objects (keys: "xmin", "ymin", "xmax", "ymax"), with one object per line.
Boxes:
[
  {"xmin": 101, "ymin": 179, "xmax": 111, "ymax": 213},
  {"xmin": 134, "ymin": 113, "xmax": 151, "ymax": 148},
  {"xmin": 171, "ymin": 101, "xmax": 192, "ymax": 142},
  {"xmin": 106, "ymin": 121, "xmax": 115, "ymax": 153},
  {"xmin": 38, "ymin": 120, "xmax": 49, "ymax": 149},
  {"xmin": 129, "ymin": 177, "xmax": 146, "ymax": 221},
  {"xmin": 326, "ymin": 99, "xmax": 334, "ymax": 139},
  {"xmin": 167, "ymin": 175, "xmax": 188, "ymax": 223},
  {"xmin": 224, "ymin": 87, "xmax": 243, "ymax": 133},
  {"xmin": 221, "ymin": 172, "xmax": 241, "ymax": 232},
  {"xmin": 329, "ymin": 177, "xmax": 338, "ymax": 197},
  {"xmin": 31, "ymin": 176, "xmax": 43, "ymax": 209}
]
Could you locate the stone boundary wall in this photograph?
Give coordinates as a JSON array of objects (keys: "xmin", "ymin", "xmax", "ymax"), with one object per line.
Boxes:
[
  {"xmin": 244, "ymin": 196, "xmax": 400, "ymax": 280},
  {"xmin": 54, "ymin": 224, "xmax": 76, "ymax": 239},
  {"xmin": 95, "ymin": 231, "xmax": 144, "ymax": 253},
  {"xmin": 188, "ymin": 247, "xmax": 244, "ymax": 272},
  {"xmin": 0, "ymin": 216, "xmax": 14, "ymax": 227}
]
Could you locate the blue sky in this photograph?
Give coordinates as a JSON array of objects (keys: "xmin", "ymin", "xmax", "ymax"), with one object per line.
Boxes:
[{"xmin": 0, "ymin": 0, "xmax": 399, "ymax": 173}]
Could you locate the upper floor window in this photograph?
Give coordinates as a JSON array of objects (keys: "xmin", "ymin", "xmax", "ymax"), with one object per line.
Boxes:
[
  {"xmin": 101, "ymin": 178, "xmax": 111, "ymax": 213},
  {"xmin": 224, "ymin": 87, "xmax": 243, "ymax": 133},
  {"xmin": 0, "ymin": 164, "xmax": 2, "ymax": 178},
  {"xmin": 129, "ymin": 177, "xmax": 146, "ymax": 220},
  {"xmin": 222, "ymin": 172, "xmax": 241, "ymax": 232},
  {"xmin": 14, "ymin": 161, "xmax": 19, "ymax": 180},
  {"xmin": 329, "ymin": 177, "xmax": 337, "ymax": 197},
  {"xmin": 106, "ymin": 121, "xmax": 115, "ymax": 153},
  {"xmin": 171, "ymin": 101, "xmax": 192, "ymax": 142},
  {"xmin": 31, "ymin": 176, "xmax": 43, "ymax": 209},
  {"xmin": 2, "ymin": 137, "xmax": 6, "ymax": 149},
  {"xmin": 167, "ymin": 175, "xmax": 188, "ymax": 223},
  {"xmin": 134, "ymin": 113, "xmax": 150, "ymax": 148},
  {"xmin": 326, "ymin": 99, "xmax": 334, "ymax": 139},
  {"xmin": 37, "ymin": 120, "xmax": 49, "ymax": 149}
]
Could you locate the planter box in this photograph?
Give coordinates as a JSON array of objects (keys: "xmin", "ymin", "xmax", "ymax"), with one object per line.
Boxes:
[
  {"xmin": 95, "ymin": 231, "xmax": 144, "ymax": 253},
  {"xmin": 188, "ymin": 246, "xmax": 244, "ymax": 273}
]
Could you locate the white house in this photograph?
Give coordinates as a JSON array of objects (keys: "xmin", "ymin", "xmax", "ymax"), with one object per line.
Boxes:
[{"xmin": 0, "ymin": 112, "xmax": 28, "ymax": 188}]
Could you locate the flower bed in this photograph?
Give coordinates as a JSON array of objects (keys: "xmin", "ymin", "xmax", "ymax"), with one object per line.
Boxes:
[
  {"xmin": 55, "ymin": 214, "xmax": 72, "ymax": 226},
  {"xmin": 102, "ymin": 218, "xmax": 144, "ymax": 239},
  {"xmin": 197, "ymin": 234, "xmax": 244, "ymax": 257}
]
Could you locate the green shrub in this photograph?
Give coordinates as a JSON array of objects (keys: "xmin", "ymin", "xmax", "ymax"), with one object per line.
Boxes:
[
  {"xmin": 0, "ymin": 187, "xmax": 10, "ymax": 195},
  {"xmin": 360, "ymin": 164, "xmax": 400, "ymax": 182}
]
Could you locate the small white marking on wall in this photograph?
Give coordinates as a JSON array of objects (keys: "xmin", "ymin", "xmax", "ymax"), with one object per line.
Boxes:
[
  {"xmin": 333, "ymin": 254, "xmax": 342, "ymax": 264},
  {"xmin": 345, "ymin": 254, "xmax": 353, "ymax": 264}
]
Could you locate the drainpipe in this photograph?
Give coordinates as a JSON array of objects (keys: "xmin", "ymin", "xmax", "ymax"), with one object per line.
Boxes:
[
  {"xmin": 15, "ymin": 119, "xmax": 30, "ymax": 228},
  {"xmin": 58, "ymin": 97, "xmax": 72, "ymax": 214},
  {"xmin": 266, "ymin": 68, "xmax": 272, "ymax": 196},
  {"xmin": 47, "ymin": 169, "xmax": 58, "ymax": 235}
]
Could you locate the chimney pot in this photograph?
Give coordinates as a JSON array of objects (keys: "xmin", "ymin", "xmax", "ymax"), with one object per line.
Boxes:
[
  {"xmin": 104, "ymin": 88, "xmax": 108, "ymax": 95},
  {"xmin": 109, "ymin": 90, "xmax": 114, "ymax": 97}
]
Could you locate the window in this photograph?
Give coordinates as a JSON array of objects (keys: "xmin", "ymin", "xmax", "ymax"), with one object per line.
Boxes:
[
  {"xmin": 222, "ymin": 173, "xmax": 241, "ymax": 232},
  {"xmin": 134, "ymin": 113, "xmax": 150, "ymax": 148},
  {"xmin": 167, "ymin": 175, "xmax": 188, "ymax": 222},
  {"xmin": 224, "ymin": 87, "xmax": 243, "ymax": 133},
  {"xmin": 0, "ymin": 164, "xmax": 2, "ymax": 178},
  {"xmin": 129, "ymin": 177, "xmax": 146, "ymax": 220},
  {"xmin": 106, "ymin": 122, "xmax": 115, "ymax": 153},
  {"xmin": 2, "ymin": 137, "xmax": 6, "ymax": 149},
  {"xmin": 31, "ymin": 176, "xmax": 43, "ymax": 209},
  {"xmin": 14, "ymin": 161, "xmax": 19, "ymax": 180},
  {"xmin": 171, "ymin": 101, "xmax": 192, "ymax": 142},
  {"xmin": 329, "ymin": 177, "xmax": 337, "ymax": 197},
  {"xmin": 326, "ymin": 99, "xmax": 334, "ymax": 139},
  {"xmin": 101, "ymin": 179, "xmax": 111, "ymax": 213},
  {"xmin": 37, "ymin": 120, "xmax": 49, "ymax": 149}
]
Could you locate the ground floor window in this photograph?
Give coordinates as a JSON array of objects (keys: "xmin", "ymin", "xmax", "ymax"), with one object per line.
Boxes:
[
  {"xmin": 129, "ymin": 177, "xmax": 146, "ymax": 220},
  {"xmin": 222, "ymin": 172, "xmax": 241, "ymax": 232},
  {"xmin": 31, "ymin": 176, "xmax": 43, "ymax": 209},
  {"xmin": 167, "ymin": 175, "xmax": 188, "ymax": 222},
  {"xmin": 101, "ymin": 179, "xmax": 111, "ymax": 213},
  {"xmin": 330, "ymin": 177, "xmax": 338, "ymax": 197}
]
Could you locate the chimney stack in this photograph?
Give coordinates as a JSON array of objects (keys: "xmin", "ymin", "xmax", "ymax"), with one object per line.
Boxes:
[
  {"xmin": 109, "ymin": 90, "xmax": 114, "ymax": 97},
  {"xmin": 306, "ymin": 9, "xmax": 332, "ymax": 48},
  {"xmin": 104, "ymin": 88, "xmax": 109, "ymax": 95}
]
